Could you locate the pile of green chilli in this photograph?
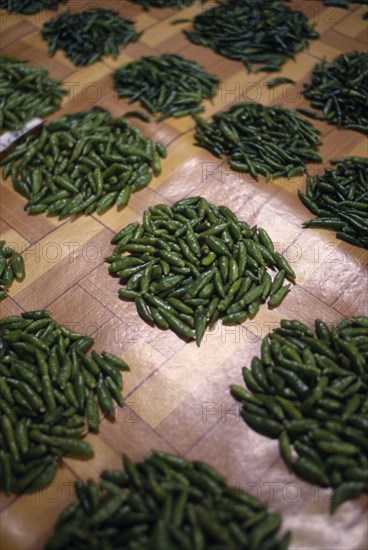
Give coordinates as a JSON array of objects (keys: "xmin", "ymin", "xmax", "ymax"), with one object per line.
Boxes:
[
  {"xmin": 231, "ymin": 317, "xmax": 368, "ymax": 512},
  {"xmin": 302, "ymin": 51, "xmax": 368, "ymax": 134},
  {"xmin": 108, "ymin": 196, "xmax": 296, "ymax": 346},
  {"xmin": 46, "ymin": 450, "xmax": 290, "ymax": 550},
  {"xmin": 114, "ymin": 54, "xmax": 219, "ymax": 121},
  {"xmin": 194, "ymin": 102, "xmax": 322, "ymax": 180},
  {"xmin": 0, "ymin": 241, "xmax": 25, "ymax": 299},
  {"xmin": 184, "ymin": 0, "xmax": 319, "ymax": 72},
  {"xmin": 299, "ymin": 157, "xmax": 368, "ymax": 250},
  {"xmin": 0, "ymin": 55, "xmax": 66, "ymax": 132},
  {"xmin": 0, "ymin": 108, "xmax": 166, "ymax": 218},
  {"xmin": 0, "ymin": 311, "xmax": 129, "ymax": 494},
  {"xmin": 41, "ymin": 8, "xmax": 140, "ymax": 66}
]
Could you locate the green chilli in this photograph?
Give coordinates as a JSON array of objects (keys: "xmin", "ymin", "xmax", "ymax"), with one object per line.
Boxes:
[
  {"xmin": 231, "ymin": 316, "xmax": 368, "ymax": 512},
  {"xmin": 108, "ymin": 197, "xmax": 294, "ymax": 345},
  {"xmin": 185, "ymin": 0, "xmax": 318, "ymax": 73},
  {"xmin": 0, "ymin": 312, "xmax": 130, "ymax": 494},
  {"xmin": 299, "ymin": 157, "xmax": 368, "ymax": 250},
  {"xmin": 0, "ymin": 243, "xmax": 25, "ymax": 299},
  {"xmin": 41, "ymin": 8, "xmax": 140, "ymax": 66},
  {"xmin": 0, "ymin": 55, "xmax": 66, "ymax": 132},
  {"xmin": 46, "ymin": 450, "xmax": 289, "ymax": 549},
  {"xmin": 302, "ymin": 51, "xmax": 368, "ymax": 134},
  {"xmin": 194, "ymin": 102, "xmax": 321, "ymax": 181},
  {"xmin": 1, "ymin": 108, "xmax": 165, "ymax": 219},
  {"xmin": 114, "ymin": 54, "xmax": 219, "ymax": 121}
]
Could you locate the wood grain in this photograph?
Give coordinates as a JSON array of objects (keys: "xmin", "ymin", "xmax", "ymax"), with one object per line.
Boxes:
[{"xmin": 0, "ymin": 1, "xmax": 367, "ymax": 549}]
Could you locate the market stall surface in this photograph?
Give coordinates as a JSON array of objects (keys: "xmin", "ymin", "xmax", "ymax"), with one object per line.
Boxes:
[{"xmin": 0, "ymin": 1, "xmax": 367, "ymax": 548}]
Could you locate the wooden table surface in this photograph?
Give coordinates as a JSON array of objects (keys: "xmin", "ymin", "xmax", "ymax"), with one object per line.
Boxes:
[{"xmin": 0, "ymin": 1, "xmax": 367, "ymax": 548}]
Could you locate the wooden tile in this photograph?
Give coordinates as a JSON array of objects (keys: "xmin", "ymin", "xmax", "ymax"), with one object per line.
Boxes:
[
  {"xmin": 186, "ymin": 413, "xmax": 279, "ymax": 488},
  {"xmin": 2, "ymin": 40, "xmax": 75, "ymax": 80},
  {"xmin": 332, "ymin": 274, "xmax": 368, "ymax": 317},
  {"xmin": 97, "ymin": 402, "xmax": 176, "ymax": 459},
  {"xmin": 131, "ymin": 326, "xmax": 242, "ymax": 428},
  {"xmin": 48, "ymin": 284, "xmax": 112, "ymax": 335},
  {"xmin": 0, "ymin": 17, "xmax": 37, "ymax": 48},
  {"xmin": 0, "ymin": 226, "xmax": 30, "ymax": 252},
  {"xmin": 12, "ymin": 223, "xmax": 110, "ymax": 309},
  {"xmin": 0, "ymin": 183, "xmax": 64, "ymax": 243},
  {"xmin": 296, "ymin": 230, "xmax": 367, "ymax": 305},
  {"xmin": 0, "ymin": 466, "xmax": 77, "ymax": 550},
  {"xmin": 155, "ymin": 338, "xmax": 260, "ymax": 454},
  {"xmin": 332, "ymin": 5, "xmax": 368, "ymax": 40},
  {"xmin": 0, "ymin": 296, "xmax": 23, "ymax": 317}
]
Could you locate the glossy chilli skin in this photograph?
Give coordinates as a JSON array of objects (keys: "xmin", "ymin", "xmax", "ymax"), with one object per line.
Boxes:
[
  {"xmin": 0, "ymin": 311, "xmax": 129, "ymax": 494},
  {"xmin": 0, "ymin": 55, "xmax": 66, "ymax": 132},
  {"xmin": 299, "ymin": 157, "xmax": 368, "ymax": 250},
  {"xmin": 46, "ymin": 450, "xmax": 291, "ymax": 550},
  {"xmin": 194, "ymin": 102, "xmax": 322, "ymax": 181},
  {"xmin": 185, "ymin": 0, "xmax": 319, "ymax": 73},
  {"xmin": 41, "ymin": 8, "xmax": 140, "ymax": 66},
  {"xmin": 302, "ymin": 51, "xmax": 368, "ymax": 134},
  {"xmin": 114, "ymin": 54, "xmax": 219, "ymax": 121},
  {"xmin": 0, "ymin": 241, "xmax": 25, "ymax": 299},
  {"xmin": 108, "ymin": 196, "xmax": 296, "ymax": 346},
  {"xmin": 0, "ymin": 108, "xmax": 166, "ymax": 219},
  {"xmin": 231, "ymin": 317, "xmax": 368, "ymax": 512}
]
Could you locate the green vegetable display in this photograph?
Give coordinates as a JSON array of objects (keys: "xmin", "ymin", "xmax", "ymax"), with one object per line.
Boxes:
[
  {"xmin": 231, "ymin": 317, "xmax": 368, "ymax": 512},
  {"xmin": 302, "ymin": 51, "xmax": 368, "ymax": 134},
  {"xmin": 0, "ymin": 311, "xmax": 130, "ymax": 494},
  {"xmin": 0, "ymin": 0, "xmax": 66, "ymax": 13},
  {"xmin": 299, "ymin": 157, "xmax": 368, "ymax": 249},
  {"xmin": 194, "ymin": 102, "xmax": 322, "ymax": 180},
  {"xmin": 184, "ymin": 0, "xmax": 319, "ymax": 73},
  {"xmin": 0, "ymin": 107, "xmax": 166, "ymax": 219},
  {"xmin": 0, "ymin": 55, "xmax": 66, "ymax": 132},
  {"xmin": 0, "ymin": 241, "xmax": 25, "ymax": 299},
  {"xmin": 108, "ymin": 196, "xmax": 296, "ymax": 346},
  {"xmin": 41, "ymin": 8, "xmax": 140, "ymax": 66},
  {"xmin": 114, "ymin": 54, "xmax": 219, "ymax": 121},
  {"xmin": 46, "ymin": 450, "xmax": 290, "ymax": 550}
]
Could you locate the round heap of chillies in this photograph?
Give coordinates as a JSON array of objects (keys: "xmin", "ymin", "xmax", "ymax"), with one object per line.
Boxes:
[
  {"xmin": 108, "ymin": 197, "xmax": 296, "ymax": 346},
  {"xmin": 114, "ymin": 54, "xmax": 219, "ymax": 121},
  {"xmin": 299, "ymin": 157, "xmax": 368, "ymax": 250},
  {"xmin": 41, "ymin": 8, "xmax": 140, "ymax": 66},
  {"xmin": 194, "ymin": 102, "xmax": 322, "ymax": 180},
  {"xmin": 0, "ymin": 241, "xmax": 25, "ymax": 299},
  {"xmin": 231, "ymin": 317, "xmax": 368, "ymax": 513},
  {"xmin": 0, "ymin": 55, "xmax": 66, "ymax": 132},
  {"xmin": 0, "ymin": 0, "xmax": 66, "ymax": 13},
  {"xmin": 184, "ymin": 0, "xmax": 319, "ymax": 73},
  {"xmin": 302, "ymin": 51, "xmax": 368, "ymax": 134},
  {"xmin": 0, "ymin": 311, "xmax": 130, "ymax": 494},
  {"xmin": 46, "ymin": 450, "xmax": 290, "ymax": 550},
  {"xmin": 0, "ymin": 108, "xmax": 166, "ymax": 219},
  {"xmin": 131, "ymin": 0, "xmax": 194, "ymax": 8}
]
